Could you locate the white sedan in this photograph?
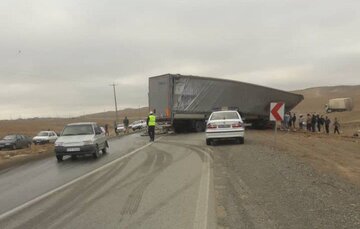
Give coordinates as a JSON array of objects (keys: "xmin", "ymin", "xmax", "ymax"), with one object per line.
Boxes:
[
  {"xmin": 205, "ymin": 110, "xmax": 245, "ymax": 145},
  {"xmin": 32, "ymin": 131, "xmax": 58, "ymax": 144}
]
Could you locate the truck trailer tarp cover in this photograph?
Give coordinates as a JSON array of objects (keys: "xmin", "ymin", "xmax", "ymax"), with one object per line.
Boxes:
[{"xmin": 149, "ymin": 74, "xmax": 304, "ymax": 120}]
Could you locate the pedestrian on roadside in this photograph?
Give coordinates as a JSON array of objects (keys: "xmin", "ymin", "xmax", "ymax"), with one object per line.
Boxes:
[
  {"xmin": 104, "ymin": 124, "xmax": 109, "ymax": 136},
  {"xmin": 292, "ymin": 113, "xmax": 297, "ymax": 129},
  {"xmin": 284, "ymin": 112, "xmax": 291, "ymax": 130},
  {"xmin": 123, "ymin": 116, "xmax": 129, "ymax": 134},
  {"xmin": 306, "ymin": 114, "xmax": 312, "ymax": 131},
  {"xmin": 319, "ymin": 115, "xmax": 325, "ymax": 133},
  {"xmin": 114, "ymin": 121, "xmax": 118, "ymax": 136},
  {"xmin": 147, "ymin": 111, "xmax": 156, "ymax": 142},
  {"xmin": 316, "ymin": 114, "xmax": 321, "ymax": 132},
  {"xmin": 333, "ymin": 117, "xmax": 340, "ymax": 134},
  {"xmin": 311, "ymin": 114, "xmax": 316, "ymax": 132},
  {"xmin": 325, "ymin": 116, "xmax": 331, "ymax": 134},
  {"xmin": 299, "ymin": 114, "xmax": 303, "ymax": 130}
]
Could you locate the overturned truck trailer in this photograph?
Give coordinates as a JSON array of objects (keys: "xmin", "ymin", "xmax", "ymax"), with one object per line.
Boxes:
[{"xmin": 149, "ymin": 74, "xmax": 303, "ymax": 132}]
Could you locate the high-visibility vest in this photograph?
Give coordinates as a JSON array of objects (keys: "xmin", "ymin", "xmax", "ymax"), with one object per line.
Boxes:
[{"xmin": 148, "ymin": 115, "xmax": 156, "ymax": 126}]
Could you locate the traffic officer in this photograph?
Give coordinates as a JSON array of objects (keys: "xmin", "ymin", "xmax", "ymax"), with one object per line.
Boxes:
[{"xmin": 147, "ymin": 111, "xmax": 156, "ymax": 142}]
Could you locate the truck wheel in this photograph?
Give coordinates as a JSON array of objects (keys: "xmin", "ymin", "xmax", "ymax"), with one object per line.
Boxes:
[
  {"xmin": 56, "ymin": 155, "xmax": 63, "ymax": 162},
  {"xmin": 195, "ymin": 121, "xmax": 205, "ymax": 132}
]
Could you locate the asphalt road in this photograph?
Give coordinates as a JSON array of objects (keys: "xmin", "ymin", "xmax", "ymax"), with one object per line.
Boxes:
[
  {"xmin": 0, "ymin": 133, "xmax": 215, "ymax": 229},
  {"xmin": 0, "ymin": 131, "xmax": 359, "ymax": 229}
]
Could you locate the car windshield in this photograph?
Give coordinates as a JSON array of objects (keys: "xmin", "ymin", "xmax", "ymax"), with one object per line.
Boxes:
[
  {"xmin": 210, "ymin": 112, "xmax": 239, "ymax": 120},
  {"xmin": 61, "ymin": 125, "xmax": 94, "ymax": 136},
  {"xmin": 37, "ymin": 131, "xmax": 49, "ymax": 136},
  {"xmin": 3, "ymin": 135, "xmax": 16, "ymax": 140}
]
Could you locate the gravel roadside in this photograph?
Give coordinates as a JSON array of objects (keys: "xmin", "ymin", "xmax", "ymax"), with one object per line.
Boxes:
[{"xmin": 212, "ymin": 131, "xmax": 360, "ymax": 229}]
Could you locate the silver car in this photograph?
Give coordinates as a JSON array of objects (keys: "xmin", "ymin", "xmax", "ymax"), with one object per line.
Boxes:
[
  {"xmin": 205, "ymin": 110, "xmax": 245, "ymax": 145},
  {"xmin": 54, "ymin": 122, "xmax": 108, "ymax": 162}
]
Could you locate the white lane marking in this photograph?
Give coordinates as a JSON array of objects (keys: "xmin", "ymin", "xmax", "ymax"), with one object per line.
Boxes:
[
  {"xmin": 193, "ymin": 148, "xmax": 212, "ymax": 229},
  {"xmin": 0, "ymin": 137, "xmax": 162, "ymax": 221}
]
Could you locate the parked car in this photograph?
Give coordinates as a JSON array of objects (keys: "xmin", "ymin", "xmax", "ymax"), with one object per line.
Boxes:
[
  {"xmin": 116, "ymin": 124, "xmax": 125, "ymax": 133},
  {"xmin": 32, "ymin": 131, "xmax": 58, "ymax": 144},
  {"xmin": 54, "ymin": 122, "xmax": 108, "ymax": 162},
  {"xmin": 130, "ymin": 120, "xmax": 147, "ymax": 131},
  {"xmin": 0, "ymin": 134, "xmax": 31, "ymax": 150},
  {"xmin": 205, "ymin": 110, "xmax": 245, "ymax": 145}
]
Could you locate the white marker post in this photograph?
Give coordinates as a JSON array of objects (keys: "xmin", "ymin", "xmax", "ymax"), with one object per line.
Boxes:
[{"xmin": 270, "ymin": 102, "xmax": 285, "ymax": 150}]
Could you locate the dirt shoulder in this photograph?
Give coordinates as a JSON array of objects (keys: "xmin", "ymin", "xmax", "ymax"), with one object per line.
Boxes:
[
  {"xmin": 251, "ymin": 129, "xmax": 360, "ymax": 186},
  {"xmin": 0, "ymin": 144, "xmax": 54, "ymax": 171}
]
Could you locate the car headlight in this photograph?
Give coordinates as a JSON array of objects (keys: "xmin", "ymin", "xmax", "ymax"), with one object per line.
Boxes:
[
  {"xmin": 55, "ymin": 142, "xmax": 63, "ymax": 147},
  {"xmin": 83, "ymin": 140, "xmax": 94, "ymax": 145}
]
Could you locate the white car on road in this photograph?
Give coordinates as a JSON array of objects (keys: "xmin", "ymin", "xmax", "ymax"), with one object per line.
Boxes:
[
  {"xmin": 55, "ymin": 122, "xmax": 108, "ymax": 162},
  {"xmin": 205, "ymin": 110, "xmax": 245, "ymax": 145},
  {"xmin": 130, "ymin": 120, "xmax": 147, "ymax": 131},
  {"xmin": 32, "ymin": 131, "xmax": 58, "ymax": 144}
]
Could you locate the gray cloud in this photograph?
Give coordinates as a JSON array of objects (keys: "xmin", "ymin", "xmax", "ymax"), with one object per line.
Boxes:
[{"xmin": 1, "ymin": 0, "xmax": 360, "ymax": 119}]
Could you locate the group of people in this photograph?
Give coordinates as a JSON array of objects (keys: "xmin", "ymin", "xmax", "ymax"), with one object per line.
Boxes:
[{"xmin": 283, "ymin": 112, "xmax": 341, "ymax": 134}]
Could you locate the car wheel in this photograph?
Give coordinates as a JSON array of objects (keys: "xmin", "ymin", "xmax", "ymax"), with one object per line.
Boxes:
[
  {"xmin": 102, "ymin": 145, "xmax": 108, "ymax": 154},
  {"xmin": 12, "ymin": 144, "xmax": 17, "ymax": 150},
  {"xmin": 56, "ymin": 155, "xmax": 63, "ymax": 162},
  {"xmin": 206, "ymin": 139, "xmax": 211, "ymax": 145},
  {"xmin": 238, "ymin": 137, "xmax": 244, "ymax": 144},
  {"xmin": 71, "ymin": 155, "xmax": 77, "ymax": 160},
  {"xmin": 93, "ymin": 145, "xmax": 100, "ymax": 159}
]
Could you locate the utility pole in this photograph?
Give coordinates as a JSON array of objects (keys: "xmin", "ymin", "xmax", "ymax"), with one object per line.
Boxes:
[{"xmin": 109, "ymin": 83, "xmax": 119, "ymax": 124}]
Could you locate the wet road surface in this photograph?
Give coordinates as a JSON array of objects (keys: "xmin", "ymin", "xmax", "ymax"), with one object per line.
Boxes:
[
  {"xmin": 0, "ymin": 131, "xmax": 359, "ymax": 228},
  {"xmin": 0, "ymin": 133, "xmax": 215, "ymax": 229}
]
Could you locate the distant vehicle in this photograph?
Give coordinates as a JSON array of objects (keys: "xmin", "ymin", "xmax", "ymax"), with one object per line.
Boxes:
[
  {"xmin": 130, "ymin": 120, "xmax": 147, "ymax": 131},
  {"xmin": 116, "ymin": 124, "xmax": 125, "ymax": 133},
  {"xmin": 54, "ymin": 122, "xmax": 108, "ymax": 162},
  {"xmin": 325, "ymin": 98, "xmax": 353, "ymax": 113},
  {"xmin": 32, "ymin": 131, "xmax": 58, "ymax": 144},
  {"xmin": 0, "ymin": 134, "xmax": 31, "ymax": 150},
  {"xmin": 205, "ymin": 110, "xmax": 245, "ymax": 145}
]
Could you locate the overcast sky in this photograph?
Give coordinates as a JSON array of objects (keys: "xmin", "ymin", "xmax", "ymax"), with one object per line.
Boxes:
[{"xmin": 1, "ymin": 0, "xmax": 360, "ymax": 119}]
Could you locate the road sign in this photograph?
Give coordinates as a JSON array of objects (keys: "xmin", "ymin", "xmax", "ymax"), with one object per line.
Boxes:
[{"xmin": 270, "ymin": 102, "xmax": 284, "ymax": 121}]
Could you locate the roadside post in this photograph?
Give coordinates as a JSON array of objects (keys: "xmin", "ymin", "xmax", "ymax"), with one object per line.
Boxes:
[{"xmin": 270, "ymin": 102, "xmax": 285, "ymax": 150}]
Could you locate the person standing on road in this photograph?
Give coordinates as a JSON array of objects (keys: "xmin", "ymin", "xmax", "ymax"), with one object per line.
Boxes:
[
  {"xmin": 333, "ymin": 117, "xmax": 340, "ymax": 134},
  {"xmin": 147, "ymin": 111, "xmax": 156, "ymax": 142},
  {"xmin": 306, "ymin": 114, "xmax": 311, "ymax": 131},
  {"xmin": 104, "ymin": 124, "xmax": 109, "ymax": 136},
  {"xmin": 292, "ymin": 113, "xmax": 297, "ymax": 129},
  {"xmin": 123, "ymin": 116, "xmax": 129, "ymax": 134},
  {"xmin": 284, "ymin": 112, "xmax": 290, "ymax": 130},
  {"xmin": 311, "ymin": 114, "xmax": 316, "ymax": 132},
  {"xmin": 298, "ymin": 114, "xmax": 304, "ymax": 130},
  {"xmin": 114, "ymin": 121, "xmax": 118, "ymax": 136},
  {"xmin": 319, "ymin": 115, "xmax": 325, "ymax": 133},
  {"xmin": 325, "ymin": 116, "xmax": 331, "ymax": 134},
  {"xmin": 316, "ymin": 114, "xmax": 321, "ymax": 132}
]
